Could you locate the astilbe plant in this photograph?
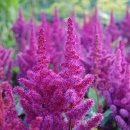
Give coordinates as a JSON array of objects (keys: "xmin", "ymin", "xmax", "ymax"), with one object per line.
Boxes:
[
  {"xmin": 81, "ymin": 21, "xmax": 113, "ymax": 90},
  {"xmin": 14, "ymin": 18, "xmax": 103, "ymax": 130},
  {"xmin": 0, "ymin": 43, "xmax": 13, "ymax": 82},
  {"xmin": 17, "ymin": 19, "xmax": 37, "ymax": 78},
  {"xmin": 50, "ymin": 7, "xmax": 66, "ymax": 72},
  {"xmin": 103, "ymin": 41, "xmax": 130, "ymax": 130},
  {"xmin": 106, "ymin": 11, "xmax": 121, "ymax": 42},
  {"xmin": 81, "ymin": 9, "xmax": 103, "ymax": 52},
  {"xmin": 40, "ymin": 12, "xmax": 55, "ymax": 61},
  {"xmin": 70, "ymin": 10, "xmax": 80, "ymax": 30},
  {"xmin": 121, "ymin": 7, "xmax": 130, "ymax": 45},
  {"xmin": 11, "ymin": 6, "xmax": 130, "ymax": 129},
  {"xmin": 12, "ymin": 8, "xmax": 28, "ymax": 52},
  {"xmin": 0, "ymin": 82, "xmax": 25, "ymax": 130},
  {"xmin": 0, "ymin": 43, "xmax": 26, "ymax": 130}
]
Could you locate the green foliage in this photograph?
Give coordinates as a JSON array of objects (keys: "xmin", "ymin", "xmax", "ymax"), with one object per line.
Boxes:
[
  {"xmin": 12, "ymin": 67, "xmax": 19, "ymax": 86},
  {"xmin": 100, "ymin": 109, "xmax": 112, "ymax": 126},
  {"xmin": 0, "ymin": 0, "xmax": 129, "ymax": 49},
  {"xmin": 88, "ymin": 87, "xmax": 104, "ymax": 112},
  {"xmin": 97, "ymin": 0, "xmax": 129, "ymax": 23},
  {"xmin": 16, "ymin": 101, "xmax": 23, "ymax": 116},
  {"xmin": 0, "ymin": 0, "xmax": 19, "ymax": 48}
]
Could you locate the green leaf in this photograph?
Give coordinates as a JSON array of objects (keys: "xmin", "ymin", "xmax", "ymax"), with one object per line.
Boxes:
[
  {"xmin": 88, "ymin": 88, "xmax": 97, "ymax": 99},
  {"xmin": 88, "ymin": 88, "xmax": 104, "ymax": 112},
  {"xmin": 48, "ymin": 64, "xmax": 54, "ymax": 69},
  {"xmin": 103, "ymin": 109, "xmax": 112, "ymax": 117},
  {"xmin": 88, "ymin": 88, "xmax": 98, "ymax": 112},
  {"xmin": 13, "ymin": 67, "xmax": 19, "ymax": 73},
  {"xmin": 16, "ymin": 102, "xmax": 23, "ymax": 116},
  {"xmin": 100, "ymin": 109, "xmax": 112, "ymax": 126}
]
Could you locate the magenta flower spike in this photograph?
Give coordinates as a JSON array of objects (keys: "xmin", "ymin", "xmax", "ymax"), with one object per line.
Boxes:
[
  {"xmin": 40, "ymin": 12, "xmax": 56, "ymax": 69},
  {"xmin": 121, "ymin": 7, "xmax": 130, "ymax": 45},
  {"xmin": 0, "ymin": 43, "xmax": 13, "ymax": 82},
  {"xmin": 41, "ymin": 12, "xmax": 48, "ymax": 28},
  {"xmin": 36, "ymin": 28, "xmax": 50, "ymax": 69},
  {"xmin": 92, "ymin": 8, "xmax": 103, "ymax": 43},
  {"xmin": 30, "ymin": 117, "xmax": 43, "ymax": 130},
  {"xmin": 82, "ymin": 23, "xmax": 103, "ymax": 75},
  {"xmin": 0, "ymin": 46, "xmax": 25, "ymax": 130},
  {"xmin": 107, "ymin": 11, "xmax": 120, "ymax": 42},
  {"xmin": 14, "ymin": 19, "xmax": 103, "ymax": 130},
  {"xmin": 81, "ymin": 8, "xmax": 103, "ymax": 51},
  {"xmin": 51, "ymin": 7, "xmax": 66, "ymax": 72},
  {"xmin": 52, "ymin": 6, "xmax": 65, "ymax": 51},
  {"xmin": 18, "ymin": 8, "xmax": 24, "ymax": 22},
  {"xmin": 15, "ymin": 28, "xmax": 54, "ymax": 125},
  {"xmin": 76, "ymin": 113, "xmax": 103, "ymax": 130},
  {"xmin": 60, "ymin": 18, "xmax": 103, "ymax": 129},
  {"xmin": 12, "ymin": 8, "xmax": 28, "ymax": 52},
  {"xmin": 111, "ymin": 48, "xmax": 122, "ymax": 83},
  {"xmin": 83, "ymin": 12, "xmax": 87, "ymax": 28},
  {"xmin": 81, "ymin": 16, "xmax": 93, "ymax": 50},
  {"xmin": 101, "ymin": 40, "xmax": 130, "ymax": 129},
  {"xmin": 70, "ymin": 10, "xmax": 79, "ymax": 30},
  {"xmin": 17, "ymin": 19, "xmax": 37, "ymax": 79},
  {"xmin": 53, "ymin": 6, "xmax": 60, "ymax": 24},
  {"xmin": 0, "ymin": 83, "xmax": 26, "ymax": 130},
  {"xmin": 60, "ymin": 18, "xmax": 85, "ymax": 79},
  {"xmin": 115, "ymin": 115, "xmax": 129, "ymax": 130},
  {"xmin": 10, "ymin": 6, "xmax": 130, "ymax": 129}
]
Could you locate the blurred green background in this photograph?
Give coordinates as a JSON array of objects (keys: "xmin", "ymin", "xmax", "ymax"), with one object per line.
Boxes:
[{"xmin": 0, "ymin": 0, "xmax": 129, "ymax": 48}]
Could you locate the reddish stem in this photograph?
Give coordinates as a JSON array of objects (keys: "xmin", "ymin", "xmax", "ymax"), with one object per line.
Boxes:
[
  {"xmin": 69, "ymin": 103, "xmax": 73, "ymax": 130},
  {"xmin": 0, "ymin": 88, "xmax": 4, "ymax": 129}
]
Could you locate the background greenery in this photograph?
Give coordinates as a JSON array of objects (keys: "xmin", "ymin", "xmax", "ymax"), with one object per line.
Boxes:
[{"xmin": 0, "ymin": 0, "xmax": 129, "ymax": 49}]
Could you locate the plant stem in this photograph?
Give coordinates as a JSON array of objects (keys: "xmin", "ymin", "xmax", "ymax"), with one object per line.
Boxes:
[
  {"xmin": 93, "ymin": 34, "xmax": 100, "ymax": 111},
  {"xmin": 69, "ymin": 103, "xmax": 73, "ymax": 130}
]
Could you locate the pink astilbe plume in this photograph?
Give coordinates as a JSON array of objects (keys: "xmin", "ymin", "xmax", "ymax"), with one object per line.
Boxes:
[
  {"xmin": 10, "ymin": 5, "xmax": 130, "ymax": 130},
  {"xmin": 106, "ymin": 11, "xmax": 121, "ymax": 42},
  {"xmin": 50, "ymin": 7, "xmax": 66, "ymax": 72},
  {"xmin": 40, "ymin": 12, "xmax": 54, "ymax": 59},
  {"xmin": 14, "ymin": 18, "xmax": 103, "ymax": 130},
  {"xmin": 121, "ymin": 7, "xmax": 130, "ymax": 45},
  {"xmin": 12, "ymin": 8, "xmax": 28, "ymax": 52},
  {"xmin": 52, "ymin": 7, "xmax": 65, "ymax": 52},
  {"xmin": 81, "ymin": 12, "xmax": 91, "ymax": 51},
  {"xmin": 76, "ymin": 113, "xmax": 103, "ymax": 130},
  {"xmin": 0, "ymin": 43, "xmax": 13, "ymax": 82},
  {"xmin": 17, "ymin": 20, "xmax": 37, "ymax": 78},
  {"xmin": 60, "ymin": 18, "xmax": 85, "ymax": 79},
  {"xmin": 41, "ymin": 12, "xmax": 48, "ymax": 29},
  {"xmin": 70, "ymin": 10, "xmax": 79, "ymax": 30},
  {"xmin": 91, "ymin": 9, "xmax": 103, "ymax": 44},
  {"xmin": 81, "ymin": 8, "xmax": 103, "ymax": 52},
  {"xmin": 81, "ymin": 22, "xmax": 113, "ymax": 88},
  {"xmin": 102, "ymin": 41, "xmax": 130, "ymax": 129},
  {"xmin": 0, "ymin": 45, "xmax": 25, "ymax": 130},
  {"xmin": 0, "ymin": 83, "xmax": 26, "ymax": 130}
]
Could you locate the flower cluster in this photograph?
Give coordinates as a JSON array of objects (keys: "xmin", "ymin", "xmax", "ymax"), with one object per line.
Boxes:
[
  {"xmin": 103, "ymin": 41, "xmax": 130, "ymax": 130},
  {"xmin": 14, "ymin": 18, "xmax": 103, "ymax": 130},
  {"xmin": 0, "ymin": 43, "xmax": 25, "ymax": 130},
  {"xmin": 1, "ymin": 6, "xmax": 130, "ymax": 130}
]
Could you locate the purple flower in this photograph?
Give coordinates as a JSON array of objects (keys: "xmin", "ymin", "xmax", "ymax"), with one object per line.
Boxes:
[{"xmin": 14, "ymin": 18, "xmax": 103, "ymax": 130}]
